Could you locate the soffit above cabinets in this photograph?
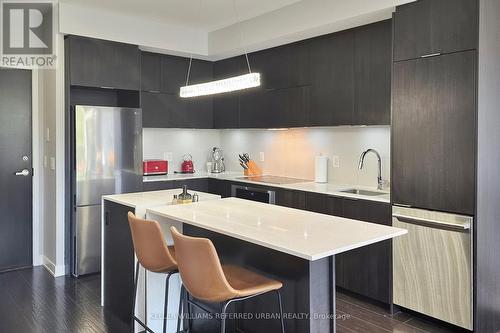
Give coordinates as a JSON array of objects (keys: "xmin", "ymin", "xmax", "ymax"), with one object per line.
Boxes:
[{"xmin": 59, "ymin": 0, "xmax": 415, "ymax": 60}]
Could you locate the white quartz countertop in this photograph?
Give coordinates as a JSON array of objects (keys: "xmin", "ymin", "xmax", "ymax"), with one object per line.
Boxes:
[
  {"xmin": 147, "ymin": 197, "xmax": 406, "ymax": 261},
  {"xmin": 102, "ymin": 189, "xmax": 221, "ymax": 209},
  {"xmin": 143, "ymin": 172, "xmax": 391, "ymax": 203}
]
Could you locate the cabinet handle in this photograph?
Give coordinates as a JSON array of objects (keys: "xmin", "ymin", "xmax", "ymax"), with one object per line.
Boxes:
[
  {"xmin": 420, "ymin": 52, "xmax": 441, "ymax": 58},
  {"xmin": 146, "ymin": 90, "xmax": 161, "ymax": 93},
  {"xmin": 100, "ymin": 86, "xmax": 116, "ymax": 90},
  {"xmin": 393, "ymin": 213, "xmax": 471, "ymax": 231}
]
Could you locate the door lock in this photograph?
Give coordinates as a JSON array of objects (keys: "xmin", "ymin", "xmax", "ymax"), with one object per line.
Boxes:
[{"xmin": 15, "ymin": 169, "xmax": 30, "ymax": 176}]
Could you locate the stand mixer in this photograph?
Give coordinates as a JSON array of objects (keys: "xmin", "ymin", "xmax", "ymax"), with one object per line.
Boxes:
[{"xmin": 211, "ymin": 147, "xmax": 225, "ymax": 173}]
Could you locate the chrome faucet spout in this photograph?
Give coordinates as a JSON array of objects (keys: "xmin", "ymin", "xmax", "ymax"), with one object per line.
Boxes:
[{"xmin": 358, "ymin": 149, "xmax": 384, "ymax": 190}]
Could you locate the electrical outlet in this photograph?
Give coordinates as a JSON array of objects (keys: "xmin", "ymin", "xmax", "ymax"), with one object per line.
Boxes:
[
  {"xmin": 50, "ymin": 157, "xmax": 56, "ymax": 170},
  {"xmin": 259, "ymin": 152, "xmax": 265, "ymax": 162},
  {"xmin": 164, "ymin": 152, "xmax": 173, "ymax": 161},
  {"xmin": 332, "ymin": 155, "xmax": 340, "ymax": 168}
]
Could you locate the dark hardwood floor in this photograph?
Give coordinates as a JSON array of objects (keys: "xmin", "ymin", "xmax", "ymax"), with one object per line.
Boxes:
[{"xmin": 0, "ymin": 267, "xmax": 460, "ymax": 333}]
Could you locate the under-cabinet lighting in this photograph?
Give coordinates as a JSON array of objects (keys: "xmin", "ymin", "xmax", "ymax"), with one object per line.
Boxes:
[{"xmin": 180, "ymin": 73, "xmax": 261, "ymax": 98}]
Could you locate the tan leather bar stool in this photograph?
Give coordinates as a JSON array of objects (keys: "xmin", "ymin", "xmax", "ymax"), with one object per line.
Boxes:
[
  {"xmin": 128, "ymin": 212, "xmax": 178, "ymax": 333},
  {"xmin": 170, "ymin": 227, "xmax": 285, "ymax": 333}
]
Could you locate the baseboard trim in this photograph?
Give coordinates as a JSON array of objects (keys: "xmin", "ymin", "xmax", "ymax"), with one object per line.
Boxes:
[{"xmin": 42, "ymin": 256, "xmax": 65, "ymax": 277}]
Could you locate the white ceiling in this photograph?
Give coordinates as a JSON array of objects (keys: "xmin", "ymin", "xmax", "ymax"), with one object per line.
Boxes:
[
  {"xmin": 59, "ymin": 0, "xmax": 416, "ymax": 59},
  {"xmin": 59, "ymin": 0, "xmax": 302, "ymax": 32}
]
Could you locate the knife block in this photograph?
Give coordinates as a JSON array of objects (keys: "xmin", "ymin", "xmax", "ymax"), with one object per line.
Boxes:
[{"xmin": 244, "ymin": 160, "xmax": 262, "ymax": 176}]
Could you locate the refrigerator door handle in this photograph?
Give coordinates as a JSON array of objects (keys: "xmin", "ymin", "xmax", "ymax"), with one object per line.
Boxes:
[{"xmin": 392, "ymin": 213, "xmax": 471, "ymax": 231}]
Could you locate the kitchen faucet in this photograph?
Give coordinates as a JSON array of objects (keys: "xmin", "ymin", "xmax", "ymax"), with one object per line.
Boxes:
[{"xmin": 358, "ymin": 149, "xmax": 384, "ymax": 190}]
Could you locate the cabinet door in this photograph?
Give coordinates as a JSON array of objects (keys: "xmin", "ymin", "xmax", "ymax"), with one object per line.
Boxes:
[
  {"xmin": 276, "ymin": 190, "xmax": 306, "ymax": 210},
  {"xmin": 207, "ymin": 179, "xmax": 232, "ymax": 198},
  {"xmin": 250, "ymin": 42, "xmax": 310, "ymax": 90},
  {"xmin": 162, "ymin": 55, "xmax": 189, "ymax": 94},
  {"xmin": 238, "ymin": 88, "xmax": 271, "ymax": 128},
  {"xmin": 394, "ymin": 0, "xmax": 478, "ymax": 61},
  {"xmin": 143, "ymin": 181, "xmax": 173, "ymax": 191},
  {"xmin": 337, "ymin": 199, "xmax": 392, "ymax": 304},
  {"xmin": 141, "ymin": 52, "xmax": 162, "ymax": 92},
  {"xmin": 69, "ymin": 37, "xmax": 140, "ymax": 90},
  {"xmin": 305, "ymin": 193, "xmax": 343, "ymax": 216},
  {"xmin": 173, "ymin": 179, "xmax": 209, "ymax": 193},
  {"xmin": 309, "ymin": 31, "xmax": 354, "ymax": 126},
  {"xmin": 103, "ymin": 202, "xmax": 135, "ymax": 324},
  {"xmin": 353, "ymin": 20, "xmax": 392, "ymax": 125},
  {"xmin": 392, "ymin": 51, "xmax": 476, "ymax": 215},
  {"xmin": 213, "ymin": 57, "xmax": 244, "ymax": 128}
]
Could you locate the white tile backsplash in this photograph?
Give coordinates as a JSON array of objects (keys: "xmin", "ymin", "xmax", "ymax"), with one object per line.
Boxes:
[{"xmin": 143, "ymin": 126, "xmax": 390, "ymax": 188}]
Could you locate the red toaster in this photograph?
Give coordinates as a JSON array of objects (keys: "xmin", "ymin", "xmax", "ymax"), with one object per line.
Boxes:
[{"xmin": 143, "ymin": 160, "xmax": 168, "ymax": 175}]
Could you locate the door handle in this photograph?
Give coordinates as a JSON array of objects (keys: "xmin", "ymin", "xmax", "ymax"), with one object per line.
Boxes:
[{"xmin": 15, "ymin": 169, "xmax": 30, "ymax": 176}]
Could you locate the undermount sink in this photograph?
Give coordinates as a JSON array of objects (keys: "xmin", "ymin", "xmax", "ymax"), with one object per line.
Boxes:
[{"xmin": 339, "ymin": 188, "xmax": 388, "ymax": 196}]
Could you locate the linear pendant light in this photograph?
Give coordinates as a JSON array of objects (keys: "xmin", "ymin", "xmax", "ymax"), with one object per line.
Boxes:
[
  {"xmin": 180, "ymin": 72, "xmax": 260, "ymax": 98},
  {"xmin": 179, "ymin": 0, "xmax": 261, "ymax": 98}
]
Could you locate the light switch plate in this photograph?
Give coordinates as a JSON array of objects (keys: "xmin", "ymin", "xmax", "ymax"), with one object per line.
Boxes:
[
  {"xmin": 163, "ymin": 152, "xmax": 173, "ymax": 161},
  {"xmin": 50, "ymin": 157, "xmax": 56, "ymax": 170},
  {"xmin": 332, "ymin": 155, "xmax": 340, "ymax": 168},
  {"xmin": 259, "ymin": 152, "xmax": 265, "ymax": 162}
]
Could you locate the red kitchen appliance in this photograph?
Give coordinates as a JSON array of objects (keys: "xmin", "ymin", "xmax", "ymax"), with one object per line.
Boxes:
[
  {"xmin": 181, "ymin": 154, "xmax": 194, "ymax": 173},
  {"xmin": 143, "ymin": 160, "xmax": 168, "ymax": 175}
]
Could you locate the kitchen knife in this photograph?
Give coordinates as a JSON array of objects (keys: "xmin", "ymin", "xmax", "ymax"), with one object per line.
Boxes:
[{"xmin": 240, "ymin": 162, "xmax": 248, "ymax": 169}]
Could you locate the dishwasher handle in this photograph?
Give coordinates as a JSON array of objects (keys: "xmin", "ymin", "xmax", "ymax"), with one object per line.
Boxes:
[{"xmin": 393, "ymin": 213, "xmax": 471, "ymax": 231}]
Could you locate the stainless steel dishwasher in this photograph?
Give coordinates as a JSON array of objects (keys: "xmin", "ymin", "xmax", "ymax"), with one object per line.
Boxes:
[{"xmin": 392, "ymin": 206, "xmax": 473, "ymax": 330}]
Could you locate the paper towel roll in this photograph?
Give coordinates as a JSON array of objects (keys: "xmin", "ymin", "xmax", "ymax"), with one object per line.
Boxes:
[{"xmin": 315, "ymin": 155, "xmax": 328, "ymax": 183}]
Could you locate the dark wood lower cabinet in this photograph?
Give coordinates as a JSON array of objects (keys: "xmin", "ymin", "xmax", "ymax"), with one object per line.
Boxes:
[
  {"xmin": 207, "ymin": 179, "xmax": 232, "ymax": 198},
  {"xmin": 143, "ymin": 178, "xmax": 209, "ymax": 193},
  {"xmin": 276, "ymin": 189, "xmax": 306, "ymax": 209},
  {"xmin": 103, "ymin": 201, "xmax": 135, "ymax": 326},
  {"xmin": 306, "ymin": 193, "xmax": 392, "ymax": 305}
]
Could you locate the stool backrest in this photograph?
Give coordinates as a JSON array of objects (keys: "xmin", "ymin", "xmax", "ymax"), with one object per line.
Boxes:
[
  {"xmin": 170, "ymin": 227, "xmax": 238, "ymax": 302},
  {"xmin": 128, "ymin": 212, "xmax": 177, "ymax": 272}
]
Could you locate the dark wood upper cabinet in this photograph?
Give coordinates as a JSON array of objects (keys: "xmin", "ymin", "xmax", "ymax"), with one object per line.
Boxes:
[
  {"xmin": 393, "ymin": 0, "xmax": 478, "ymax": 61},
  {"xmin": 161, "ymin": 55, "xmax": 189, "ymax": 94},
  {"xmin": 68, "ymin": 36, "xmax": 140, "ymax": 90},
  {"xmin": 308, "ymin": 30, "xmax": 355, "ymax": 126},
  {"xmin": 392, "ymin": 51, "xmax": 476, "ymax": 215},
  {"xmin": 213, "ymin": 56, "xmax": 245, "ymax": 129},
  {"xmin": 140, "ymin": 52, "xmax": 162, "ymax": 92},
  {"xmin": 353, "ymin": 20, "xmax": 392, "ymax": 125},
  {"xmin": 250, "ymin": 42, "xmax": 310, "ymax": 90},
  {"xmin": 141, "ymin": 92, "xmax": 185, "ymax": 128},
  {"xmin": 239, "ymin": 86, "xmax": 309, "ymax": 128}
]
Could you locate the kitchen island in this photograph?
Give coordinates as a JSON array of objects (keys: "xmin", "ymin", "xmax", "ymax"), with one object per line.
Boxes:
[
  {"xmin": 147, "ymin": 197, "xmax": 407, "ymax": 333},
  {"xmin": 101, "ymin": 189, "xmax": 221, "ymax": 333}
]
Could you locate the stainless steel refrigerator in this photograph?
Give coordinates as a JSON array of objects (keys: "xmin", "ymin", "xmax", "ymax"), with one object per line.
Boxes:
[{"xmin": 72, "ymin": 105, "xmax": 142, "ymax": 277}]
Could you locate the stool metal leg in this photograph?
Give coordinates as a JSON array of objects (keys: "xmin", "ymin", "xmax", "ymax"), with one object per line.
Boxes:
[
  {"xmin": 163, "ymin": 272, "xmax": 176, "ymax": 333},
  {"xmin": 177, "ymin": 285, "xmax": 185, "ymax": 333},
  {"xmin": 276, "ymin": 290, "xmax": 285, "ymax": 333},
  {"xmin": 220, "ymin": 300, "xmax": 231, "ymax": 333},
  {"xmin": 132, "ymin": 262, "xmax": 155, "ymax": 333}
]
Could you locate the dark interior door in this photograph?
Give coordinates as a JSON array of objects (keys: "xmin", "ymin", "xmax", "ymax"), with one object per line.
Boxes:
[{"xmin": 0, "ymin": 69, "xmax": 32, "ymax": 271}]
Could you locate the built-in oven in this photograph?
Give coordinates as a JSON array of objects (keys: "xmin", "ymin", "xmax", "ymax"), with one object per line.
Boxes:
[{"xmin": 231, "ymin": 184, "xmax": 276, "ymax": 204}]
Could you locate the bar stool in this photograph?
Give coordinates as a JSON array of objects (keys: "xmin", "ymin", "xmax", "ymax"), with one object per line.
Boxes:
[
  {"xmin": 170, "ymin": 227, "xmax": 285, "ymax": 333},
  {"xmin": 128, "ymin": 212, "xmax": 178, "ymax": 333}
]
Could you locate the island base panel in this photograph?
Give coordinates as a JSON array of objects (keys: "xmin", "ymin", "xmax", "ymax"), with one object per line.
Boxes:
[{"xmin": 184, "ymin": 224, "xmax": 336, "ymax": 333}]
